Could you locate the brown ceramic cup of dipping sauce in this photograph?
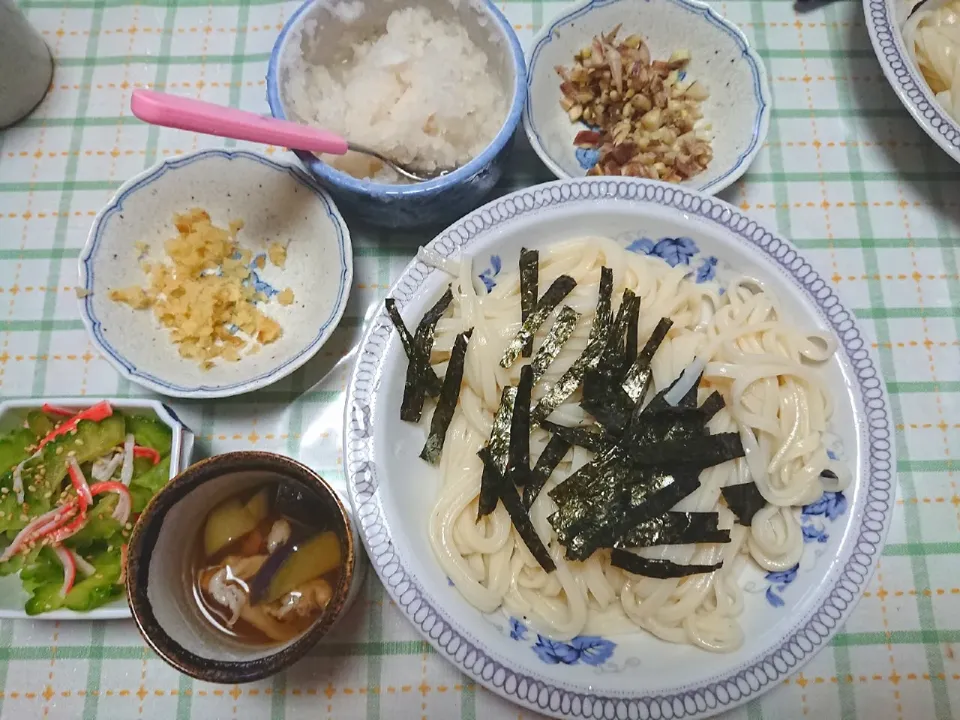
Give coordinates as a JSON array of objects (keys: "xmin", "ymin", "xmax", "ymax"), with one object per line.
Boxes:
[{"xmin": 126, "ymin": 451, "xmax": 364, "ymax": 683}]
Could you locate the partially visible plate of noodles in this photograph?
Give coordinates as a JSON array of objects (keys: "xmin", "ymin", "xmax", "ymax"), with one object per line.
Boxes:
[
  {"xmin": 866, "ymin": 0, "xmax": 960, "ymax": 163},
  {"xmin": 344, "ymin": 178, "xmax": 894, "ymax": 720}
]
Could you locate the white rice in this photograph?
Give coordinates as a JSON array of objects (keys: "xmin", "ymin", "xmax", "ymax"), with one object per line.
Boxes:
[{"xmin": 288, "ymin": 7, "xmax": 508, "ymax": 182}]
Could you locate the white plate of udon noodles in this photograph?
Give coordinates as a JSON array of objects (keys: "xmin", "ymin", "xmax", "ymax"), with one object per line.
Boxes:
[
  {"xmin": 865, "ymin": 0, "xmax": 960, "ymax": 163},
  {"xmin": 344, "ymin": 178, "xmax": 894, "ymax": 720}
]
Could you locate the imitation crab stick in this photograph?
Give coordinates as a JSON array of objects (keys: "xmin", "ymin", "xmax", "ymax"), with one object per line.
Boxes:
[{"xmin": 36, "ymin": 401, "xmax": 113, "ymax": 451}]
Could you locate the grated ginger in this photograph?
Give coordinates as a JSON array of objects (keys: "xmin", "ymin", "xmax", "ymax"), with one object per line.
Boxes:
[
  {"xmin": 109, "ymin": 208, "xmax": 288, "ymax": 368},
  {"xmin": 268, "ymin": 242, "xmax": 287, "ymax": 268}
]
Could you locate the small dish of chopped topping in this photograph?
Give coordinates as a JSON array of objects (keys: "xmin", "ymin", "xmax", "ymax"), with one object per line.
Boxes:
[
  {"xmin": 558, "ymin": 26, "xmax": 713, "ymax": 182},
  {"xmin": 78, "ymin": 149, "xmax": 353, "ymax": 399},
  {"xmin": 522, "ymin": 0, "xmax": 771, "ymax": 195}
]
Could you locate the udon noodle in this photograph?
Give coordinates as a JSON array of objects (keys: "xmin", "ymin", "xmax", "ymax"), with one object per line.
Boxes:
[
  {"xmin": 901, "ymin": 0, "xmax": 960, "ymax": 121},
  {"xmin": 424, "ymin": 237, "xmax": 849, "ymax": 652}
]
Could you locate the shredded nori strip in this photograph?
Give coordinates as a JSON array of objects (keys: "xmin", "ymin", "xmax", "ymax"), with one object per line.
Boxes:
[
  {"xmin": 608, "ymin": 290, "xmax": 642, "ymax": 382},
  {"xmin": 385, "ymin": 299, "xmax": 442, "ymax": 397},
  {"xmin": 698, "ymin": 391, "xmax": 726, "ymax": 422},
  {"xmin": 622, "ymin": 317, "xmax": 673, "ymax": 402},
  {"xmin": 478, "ymin": 447, "xmax": 556, "ymax": 572},
  {"xmin": 580, "ymin": 368, "xmax": 634, "ymax": 432},
  {"xmin": 610, "ymin": 549, "xmax": 723, "ymax": 579},
  {"xmin": 524, "ymin": 434, "xmax": 571, "ymax": 509},
  {"xmin": 399, "ymin": 288, "xmax": 453, "ymax": 422},
  {"xmin": 553, "ymin": 470, "xmax": 702, "ymax": 561},
  {"xmin": 603, "ymin": 290, "xmax": 640, "ymax": 375},
  {"xmin": 500, "ymin": 275, "xmax": 577, "ymax": 369},
  {"xmin": 615, "ymin": 512, "xmax": 731, "ymax": 549},
  {"xmin": 541, "ymin": 421, "xmax": 612, "ymax": 454},
  {"xmin": 519, "ymin": 247, "xmax": 539, "ymax": 358},
  {"xmin": 623, "ymin": 432, "xmax": 744, "ymax": 472},
  {"xmin": 531, "ymin": 267, "xmax": 614, "ymax": 424},
  {"xmin": 721, "ymin": 482, "xmax": 767, "ymax": 525},
  {"xmin": 530, "ymin": 305, "xmax": 580, "ymax": 383},
  {"xmin": 419, "ymin": 329, "xmax": 472, "ymax": 465},
  {"xmin": 477, "ymin": 386, "xmax": 516, "ymax": 519},
  {"xmin": 507, "ymin": 365, "xmax": 534, "ymax": 487},
  {"xmin": 545, "ymin": 362, "xmax": 747, "ymax": 563}
]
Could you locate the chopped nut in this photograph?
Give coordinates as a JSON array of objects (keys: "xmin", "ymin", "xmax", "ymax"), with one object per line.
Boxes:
[{"xmin": 557, "ymin": 27, "xmax": 711, "ymax": 182}]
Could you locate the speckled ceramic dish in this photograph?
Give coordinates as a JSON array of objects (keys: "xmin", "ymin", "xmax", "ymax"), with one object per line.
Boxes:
[
  {"xmin": 266, "ymin": 0, "xmax": 526, "ymax": 228},
  {"xmin": 78, "ymin": 149, "xmax": 352, "ymax": 399},
  {"xmin": 0, "ymin": 398, "xmax": 194, "ymax": 620},
  {"xmin": 126, "ymin": 451, "xmax": 364, "ymax": 684},
  {"xmin": 522, "ymin": 0, "xmax": 770, "ymax": 194}
]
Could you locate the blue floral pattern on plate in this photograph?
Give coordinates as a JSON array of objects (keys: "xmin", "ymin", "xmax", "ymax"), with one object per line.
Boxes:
[
  {"xmin": 762, "ymin": 490, "xmax": 849, "ymax": 607},
  {"xmin": 509, "ymin": 618, "xmax": 616, "ymax": 667},
  {"xmin": 575, "ymin": 147, "xmax": 600, "ymax": 171},
  {"xmin": 764, "ymin": 565, "xmax": 798, "ymax": 608},
  {"xmin": 509, "ymin": 617, "xmax": 527, "ymax": 641},
  {"xmin": 625, "ymin": 235, "xmax": 719, "ymax": 284},
  {"xmin": 478, "ymin": 254, "xmax": 502, "ymax": 292}
]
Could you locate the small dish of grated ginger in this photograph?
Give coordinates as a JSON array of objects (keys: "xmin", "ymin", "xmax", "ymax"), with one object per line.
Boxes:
[
  {"xmin": 77, "ymin": 149, "xmax": 353, "ymax": 399},
  {"xmin": 110, "ymin": 208, "xmax": 295, "ymax": 370}
]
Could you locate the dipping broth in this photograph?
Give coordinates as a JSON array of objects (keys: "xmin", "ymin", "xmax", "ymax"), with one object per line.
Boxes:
[{"xmin": 190, "ymin": 483, "xmax": 342, "ymax": 646}]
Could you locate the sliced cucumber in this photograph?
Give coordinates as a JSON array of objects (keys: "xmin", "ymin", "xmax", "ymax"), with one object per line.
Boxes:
[
  {"xmin": 129, "ymin": 455, "xmax": 170, "ymax": 513},
  {"xmin": 0, "ymin": 414, "xmax": 126, "ymax": 532},
  {"xmin": 25, "ymin": 411, "xmax": 55, "ymax": 439},
  {"xmin": 124, "ymin": 414, "xmax": 172, "ymax": 457},
  {"xmin": 64, "ymin": 550, "xmax": 122, "ymax": 612},
  {"xmin": 0, "ymin": 428, "xmax": 35, "ymax": 477}
]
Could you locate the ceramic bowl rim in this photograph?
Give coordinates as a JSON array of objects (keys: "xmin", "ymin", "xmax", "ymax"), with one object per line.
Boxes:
[
  {"xmin": 265, "ymin": 0, "xmax": 527, "ymax": 198},
  {"xmin": 126, "ymin": 451, "xmax": 357, "ymax": 684},
  {"xmin": 863, "ymin": 0, "xmax": 960, "ymax": 165},
  {"xmin": 521, "ymin": 0, "xmax": 771, "ymax": 195},
  {"xmin": 76, "ymin": 148, "xmax": 353, "ymax": 399}
]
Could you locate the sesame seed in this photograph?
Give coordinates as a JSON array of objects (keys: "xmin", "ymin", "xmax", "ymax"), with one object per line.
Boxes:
[
  {"xmin": 19, "ymin": 514, "xmax": 28, "ymax": 522},
  {"xmin": 55, "ymin": 447, "xmax": 63, "ymax": 455},
  {"xmin": 124, "ymin": 523, "xmax": 132, "ymax": 530},
  {"xmin": 75, "ymin": 439, "xmax": 84, "ymax": 446}
]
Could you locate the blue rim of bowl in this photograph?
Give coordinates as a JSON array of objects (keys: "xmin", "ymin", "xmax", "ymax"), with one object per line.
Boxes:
[
  {"xmin": 344, "ymin": 178, "xmax": 895, "ymax": 720},
  {"xmin": 77, "ymin": 149, "xmax": 353, "ymax": 399},
  {"xmin": 864, "ymin": 0, "xmax": 960, "ymax": 162},
  {"xmin": 265, "ymin": 0, "xmax": 527, "ymax": 197},
  {"xmin": 522, "ymin": 0, "xmax": 771, "ymax": 195}
]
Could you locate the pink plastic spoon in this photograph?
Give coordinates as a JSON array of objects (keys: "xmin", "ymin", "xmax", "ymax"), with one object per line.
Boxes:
[{"xmin": 130, "ymin": 89, "xmax": 452, "ymax": 182}]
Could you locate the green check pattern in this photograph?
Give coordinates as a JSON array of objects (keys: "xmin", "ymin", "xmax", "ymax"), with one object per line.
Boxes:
[{"xmin": 0, "ymin": 0, "xmax": 957, "ymax": 717}]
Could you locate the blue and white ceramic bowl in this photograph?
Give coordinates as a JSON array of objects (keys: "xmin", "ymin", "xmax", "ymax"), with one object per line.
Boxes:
[
  {"xmin": 344, "ymin": 178, "xmax": 894, "ymax": 719},
  {"xmin": 523, "ymin": 0, "xmax": 770, "ymax": 194},
  {"xmin": 865, "ymin": 0, "xmax": 960, "ymax": 165},
  {"xmin": 78, "ymin": 149, "xmax": 352, "ymax": 399},
  {"xmin": 266, "ymin": 0, "xmax": 526, "ymax": 229}
]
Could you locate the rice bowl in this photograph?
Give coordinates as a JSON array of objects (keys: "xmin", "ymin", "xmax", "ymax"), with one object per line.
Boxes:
[{"xmin": 267, "ymin": 0, "xmax": 526, "ymax": 228}]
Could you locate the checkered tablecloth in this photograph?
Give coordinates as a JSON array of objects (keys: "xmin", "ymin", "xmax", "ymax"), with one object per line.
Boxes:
[{"xmin": 0, "ymin": 0, "xmax": 958, "ymax": 717}]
